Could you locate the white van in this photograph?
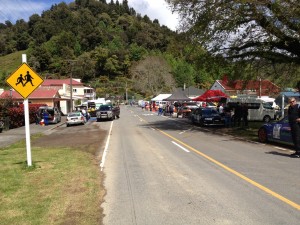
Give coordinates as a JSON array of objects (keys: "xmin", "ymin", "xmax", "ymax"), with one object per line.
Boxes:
[{"xmin": 226, "ymin": 97, "xmax": 276, "ymax": 122}]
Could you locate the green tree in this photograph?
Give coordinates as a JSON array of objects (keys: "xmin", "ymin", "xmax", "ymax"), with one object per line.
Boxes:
[
  {"xmin": 129, "ymin": 56, "xmax": 176, "ymax": 96},
  {"xmin": 73, "ymin": 52, "xmax": 96, "ymax": 82},
  {"xmin": 166, "ymin": 1, "xmax": 300, "ymax": 65}
]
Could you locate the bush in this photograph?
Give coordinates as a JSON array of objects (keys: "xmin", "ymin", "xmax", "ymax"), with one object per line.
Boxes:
[{"xmin": 1, "ymin": 102, "xmax": 46, "ymax": 129}]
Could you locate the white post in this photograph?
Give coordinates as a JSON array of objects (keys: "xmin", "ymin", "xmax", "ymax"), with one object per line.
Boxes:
[
  {"xmin": 281, "ymin": 94, "xmax": 285, "ymax": 118},
  {"xmin": 22, "ymin": 54, "xmax": 32, "ymax": 166}
]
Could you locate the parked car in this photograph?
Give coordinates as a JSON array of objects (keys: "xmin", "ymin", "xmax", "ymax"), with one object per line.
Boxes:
[
  {"xmin": 37, "ymin": 106, "xmax": 61, "ymax": 124},
  {"xmin": 227, "ymin": 97, "xmax": 276, "ymax": 122},
  {"xmin": 177, "ymin": 106, "xmax": 192, "ymax": 118},
  {"xmin": 190, "ymin": 107, "xmax": 225, "ymax": 126},
  {"xmin": 258, "ymin": 116, "xmax": 293, "ymax": 145},
  {"xmin": 66, "ymin": 111, "xmax": 86, "ymax": 127},
  {"xmin": 96, "ymin": 104, "xmax": 120, "ymax": 121}
]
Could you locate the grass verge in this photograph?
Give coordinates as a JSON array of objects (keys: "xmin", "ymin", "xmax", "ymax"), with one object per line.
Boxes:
[
  {"xmin": 218, "ymin": 121, "xmax": 264, "ymax": 142},
  {"xmin": 0, "ymin": 141, "xmax": 105, "ymax": 225}
]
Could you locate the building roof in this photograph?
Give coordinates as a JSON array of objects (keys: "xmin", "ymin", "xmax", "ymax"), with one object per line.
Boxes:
[
  {"xmin": 232, "ymin": 80, "xmax": 280, "ymax": 91},
  {"xmin": 215, "ymin": 76, "xmax": 281, "ymax": 96},
  {"xmin": 0, "ymin": 89, "xmax": 60, "ymax": 100},
  {"xmin": 163, "ymin": 90, "xmax": 191, "ymax": 101},
  {"xmin": 176, "ymin": 86, "xmax": 206, "ymax": 97},
  {"xmin": 41, "ymin": 79, "xmax": 83, "ymax": 86}
]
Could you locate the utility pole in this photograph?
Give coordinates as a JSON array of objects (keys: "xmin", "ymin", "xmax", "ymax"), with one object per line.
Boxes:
[
  {"xmin": 70, "ymin": 70, "xmax": 73, "ymax": 112},
  {"xmin": 125, "ymin": 81, "xmax": 128, "ymax": 103},
  {"xmin": 67, "ymin": 60, "xmax": 77, "ymax": 112}
]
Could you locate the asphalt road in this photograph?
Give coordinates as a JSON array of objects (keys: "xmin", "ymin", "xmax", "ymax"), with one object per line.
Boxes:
[{"xmin": 102, "ymin": 105, "xmax": 300, "ymax": 225}]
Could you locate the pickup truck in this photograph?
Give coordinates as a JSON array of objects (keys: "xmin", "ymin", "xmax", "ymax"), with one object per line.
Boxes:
[{"xmin": 96, "ymin": 104, "xmax": 120, "ymax": 122}]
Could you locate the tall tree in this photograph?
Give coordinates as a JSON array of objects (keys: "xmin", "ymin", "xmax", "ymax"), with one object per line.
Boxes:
[
  {"xmin": 129, "ymin": 56, "xmax": 176, "ymax": 96},
  {"xmin": 166, "ymin": 1, "xmax": 300, "ymax": 65}
]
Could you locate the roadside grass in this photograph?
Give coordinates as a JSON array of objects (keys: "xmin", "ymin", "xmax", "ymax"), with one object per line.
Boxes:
[
  {"xmin": 0, "ymin": 140, "xmax": 105, "ymax": 225},
  {"xmin": 221, "ymin": 121, "xmax": 264, "ymax": 142}
]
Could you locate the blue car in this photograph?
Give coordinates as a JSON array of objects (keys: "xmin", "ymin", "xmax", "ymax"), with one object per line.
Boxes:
[{"xmin": 258, "ymin": 116, "xmax": 293, "ymax": 145}]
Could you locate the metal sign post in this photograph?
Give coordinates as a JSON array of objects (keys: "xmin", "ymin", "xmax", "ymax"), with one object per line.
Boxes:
[
  {"xmin": 22, "ymin": 54, "xmax": 32, "ymax": 166},
  {"xmin": 6, "ymin": 54, "xmax": 44, "ymax": 167}
]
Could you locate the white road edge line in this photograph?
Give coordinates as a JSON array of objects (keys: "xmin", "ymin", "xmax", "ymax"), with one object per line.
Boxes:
[
  {"xmin": 100, "ymin": 121, "xmax": 114, "ymax": 171},
  {"xmin": 274, "ymin": 146, "xmax": 290, "ymax": 151},
  {"xmin": 172, "ymin": 141, "xmax": 190, "ymax": 153}
]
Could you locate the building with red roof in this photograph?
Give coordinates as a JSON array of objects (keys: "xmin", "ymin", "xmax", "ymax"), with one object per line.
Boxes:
[
  {"xmin": 210, "ymin": 75, "xmax": 281, "ymax": 97},
  {"xmin": 1, "ymin": 78, "xmax": 95, "ymax": 114},
  {"xmin": 0, "ymin": 88, "xmax": 60, "ymax": 107}
]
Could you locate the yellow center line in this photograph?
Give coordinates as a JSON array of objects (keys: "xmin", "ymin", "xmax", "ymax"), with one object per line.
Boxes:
[
  {"xmin": 157, "ymin": 127, "xmax": 300, "ymax": 211},
  {"xmin": 136, "ymin": 113, "xmax": 300, "ymax": 211}
]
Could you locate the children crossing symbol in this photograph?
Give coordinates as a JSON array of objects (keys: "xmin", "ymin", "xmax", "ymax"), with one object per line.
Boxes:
[{"xmin": 6, "ymin": 63, "xmax": 44, "ymax": 99}]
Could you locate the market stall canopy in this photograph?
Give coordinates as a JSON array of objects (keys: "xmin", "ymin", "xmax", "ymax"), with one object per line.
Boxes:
[
  {"xmin": 162, "ymin": 90, "xmax": 191, "ymax": 102},
  {"xmin": 151, "ymin": 94, "xmax": 171, "ymax": 101},
  {"xmin": 193, "ymin": 90, "xmax": 228, "ymax": 102}
]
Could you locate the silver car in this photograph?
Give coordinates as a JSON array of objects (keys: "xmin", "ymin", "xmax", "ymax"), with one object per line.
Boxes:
[{"xmin": 66, "ymin": 111, "xmax": 86, "ymax": 127}]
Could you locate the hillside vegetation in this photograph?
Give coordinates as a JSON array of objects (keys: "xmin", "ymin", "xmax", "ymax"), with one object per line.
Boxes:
[{"xmin": 0, "ymin": 0, "xmax": 296, "ymax": 98}]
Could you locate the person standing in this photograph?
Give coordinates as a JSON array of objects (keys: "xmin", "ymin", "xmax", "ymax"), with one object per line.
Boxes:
[
  {"xmin": 234, "ymin": 102, "xmax": 242, "ymax": 127},
  {"xmin": 158, "ymin": 103, "xmax": 163, "ymax": 116},
  {"xmin": 288, "ymin": 97, "xmax": 300, "ymax": 157},
  {"xmin": 169, "ymin": 104, "xmax": 174, "ymax": 117},
  {"xmin": 242, "ymin": 103, "xmax": 248, "ymax": 127},
  {"xmin": 81, "ymin": 107, "xmax": 88, "ymax": 121},
  {"xmin": 223, "ymin": 106, "xmax": 232, "ymax": 127},
  {"xmin": 43, "ymin": 110, "xmax": 49, "ymax": 126}
]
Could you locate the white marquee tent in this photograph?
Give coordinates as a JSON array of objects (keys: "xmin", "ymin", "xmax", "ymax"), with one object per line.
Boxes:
[{"xmin": 151, "ymin": 94, "xmax": 171, "ymax": 102}]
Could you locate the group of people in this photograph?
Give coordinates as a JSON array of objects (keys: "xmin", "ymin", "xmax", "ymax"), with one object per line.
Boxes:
[
  {"xmin": 35, "ymin": 110, "xmax": 50, "ymax": 126},
  {"xmin": 158, "ymin": 103, "xmax": 175, "ymax": 117},
  {"xmin": 217, "ymin": 102, "xmax": 249, "ymax": 128}
]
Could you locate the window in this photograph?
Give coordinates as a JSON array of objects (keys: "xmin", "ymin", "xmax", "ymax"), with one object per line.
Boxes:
[
  {"xmin": 84, "ymin": 89, "xmax": 92, "ymax": 94},
  {"xmin": 263, "ymin": 102, "xmax": 273, "ymax": 109}
]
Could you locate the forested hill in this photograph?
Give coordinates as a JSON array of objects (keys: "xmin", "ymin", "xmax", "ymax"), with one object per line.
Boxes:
[
  {"xmin": 0, "ymin": 0, "xmax": 174, "ymax": 76},
  {"xmin": 1, "ymin": 0, "xmax": 203, "ymax": 97},
  {"xmin": 0, "ymin": 0, "xmax": 292, "ymax": 98}
]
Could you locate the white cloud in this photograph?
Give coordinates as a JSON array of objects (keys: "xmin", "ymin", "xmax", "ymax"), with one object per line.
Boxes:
[
  {"xmin": 126, "ymin": 0, "xmax": 179, "ymax": 31},
  {"xmin": 0, "ymin": 0, "xmax": 72, "ymax": 23}
]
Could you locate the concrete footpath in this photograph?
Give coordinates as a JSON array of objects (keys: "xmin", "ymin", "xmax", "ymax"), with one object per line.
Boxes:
[{"xmin": 0, "ymin": 120, "xmax": 65, "ymax": 148}]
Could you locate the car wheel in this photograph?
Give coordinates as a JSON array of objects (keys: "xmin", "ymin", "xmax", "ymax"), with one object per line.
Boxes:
[
  {"xmin": 96, "ymin": 118, "xmax": 100, "ymax": 122},
  {"xmin": 66, "ymin": 123, "xmax": 70, "ymax": 127},
  {"xmin": 191, "ymin": 117, "xmax": 195, "ymax": 124},
  {"xmin": 199, "ymin": 119, "xmax": 204, "ymax": 127},
  {"xmin": 258, "ymin": 127, "xmax": 268, "ymax": 143},
  {"xmin": 263, "ymin": 115, "xmax": 271, "ymax": 123}
]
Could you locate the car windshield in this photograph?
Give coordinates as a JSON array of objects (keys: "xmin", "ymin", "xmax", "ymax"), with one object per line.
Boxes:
[
  {"xmin": 99, "ymin": 105, "xmax": 112, "ymax": 110},
  {"xmin": 202, "ymin": 109, "xmax": 218, "ymax": 115},
  {"xmin": 68, "ymin": 112, "xmax": 81, "ymax": 117}
]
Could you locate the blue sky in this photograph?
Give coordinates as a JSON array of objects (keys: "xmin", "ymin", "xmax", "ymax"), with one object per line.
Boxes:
[{"xmin": 0, "ymin": 0, "xmax": 178, "ymax": 30}]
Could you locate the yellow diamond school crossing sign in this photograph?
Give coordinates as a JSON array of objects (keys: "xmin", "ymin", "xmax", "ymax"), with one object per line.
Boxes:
[{"xmin": 6, "ymin": 63, "xmax": 44, "ymax": 99}]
